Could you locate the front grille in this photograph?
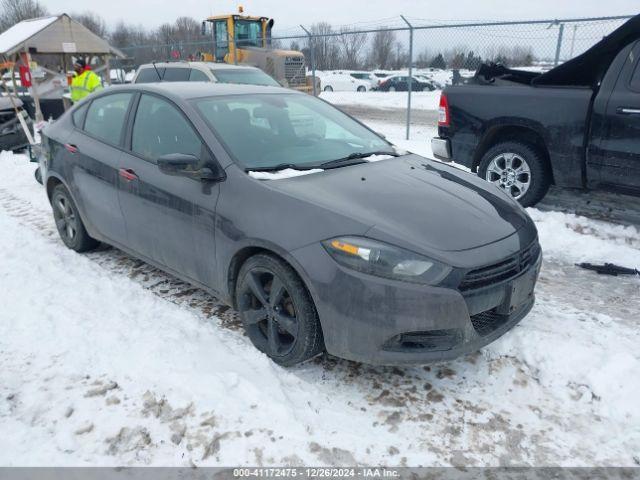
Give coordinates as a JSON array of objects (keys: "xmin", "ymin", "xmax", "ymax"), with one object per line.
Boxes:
[
  {"xmin": 470, "ymin": 309, "xmax": 509, "ymax": 337},
  {"xmin": 459, "ymin": 241, "xmax": 540, "ymax": 291},
  {"xmin": 284, "ymin": 59, "xmax": 306, "ymax": 87}
]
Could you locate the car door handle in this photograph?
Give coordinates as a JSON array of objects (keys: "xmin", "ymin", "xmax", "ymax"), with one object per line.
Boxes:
[
  {"xmin": 119, "ymin": 168, "xmax": 138, "ymax": 182},
  {"xmin": 616, "ymin": 107, "xmax": 640, "ymax": 115},
  {"xmin": 64, "ymin": 143, "xmax": 78, "ymax": 154}
]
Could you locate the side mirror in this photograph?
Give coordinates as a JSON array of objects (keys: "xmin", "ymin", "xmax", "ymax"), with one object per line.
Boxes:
[{"xmin": 157, "ymin": 153, "xmax": 223, "ymax": 181}]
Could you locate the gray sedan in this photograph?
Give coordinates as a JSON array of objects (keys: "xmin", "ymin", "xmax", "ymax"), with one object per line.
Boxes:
[{"xmin": 40, "ymin": 82, "xmax": 541, "ymax": 366}]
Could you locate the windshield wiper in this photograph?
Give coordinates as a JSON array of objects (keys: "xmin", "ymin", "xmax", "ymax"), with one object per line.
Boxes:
[
  {"xmin": 319, "ymin": 151, "xmax": 399, "ymax": 169},
  {"xmin": 246, "ymin": 163, "xmax": 320, "ymax": 172}
]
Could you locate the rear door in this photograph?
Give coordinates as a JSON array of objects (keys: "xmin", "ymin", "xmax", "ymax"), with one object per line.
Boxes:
[
  {"xmin": 588, "ymin": 41, "xmax": 640, "ymax": 192},
  {"xmin": 118, "ymin": 92, "xmax": 221, "ymax": 286},
  {"xmin": 65, "ymin": 92, "xmax": 134, "ymax": 244}
]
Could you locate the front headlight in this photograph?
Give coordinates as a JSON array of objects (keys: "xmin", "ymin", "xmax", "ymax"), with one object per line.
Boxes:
[{"xmin": 322, "ymin": 236, "xmax": 451, "ymax": 285}]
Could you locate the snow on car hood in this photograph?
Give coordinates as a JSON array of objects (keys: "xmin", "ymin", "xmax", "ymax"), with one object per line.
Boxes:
[
  {"xmin": 265, "ymin": 155, "xmax": 531, "ymax": 254},
  {"xmin": 247, "ymin": 153, "xmax": 397, "ymax": 180}
]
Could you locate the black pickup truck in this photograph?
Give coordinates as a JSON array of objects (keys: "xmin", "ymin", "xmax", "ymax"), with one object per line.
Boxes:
[{"xmin": 431, "ymin": 14, "xmax": 640, "ymax": 206}]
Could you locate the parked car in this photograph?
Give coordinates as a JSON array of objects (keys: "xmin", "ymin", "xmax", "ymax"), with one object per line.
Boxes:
[
  {"xmin": 133, "ymin": 61, "xmax": 281, "ymax": 87},
  {"xmin": 0, "ymin": 97, "xmax": 32, "ymax": 152},
  {"xmin": 40, "ymin": 82, "xmax": 540, "ymax": 366},
  {"xmin": 431, "ymin": 14, "xmax": 640, "ymax": 207},
  {"xmin": 320, "ymin": 73, "xmax": 370, "ymax": 92},
  {"xmin": 349, "ymin": 72, "xmax": 379, "ymax": 89},
  {"xmin": 378, "ymin": 75, "xmax": 436, "ymax": 92}
]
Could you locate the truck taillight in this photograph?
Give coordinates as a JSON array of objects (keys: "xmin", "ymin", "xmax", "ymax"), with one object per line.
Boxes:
[{"xmin": 438, "ymin": 92, "xmax": 450, "ymax": 127}]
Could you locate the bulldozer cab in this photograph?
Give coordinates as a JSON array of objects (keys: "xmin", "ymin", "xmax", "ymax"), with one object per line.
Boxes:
[{"xmin": 203, "ymin": 13, "xmax": 274, "ymax": 64}]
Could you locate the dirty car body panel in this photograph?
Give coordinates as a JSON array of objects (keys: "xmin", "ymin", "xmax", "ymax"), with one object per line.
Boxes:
[{"xmin": 42, "ymin": 82, "xmax": 540, "ymax": 365}]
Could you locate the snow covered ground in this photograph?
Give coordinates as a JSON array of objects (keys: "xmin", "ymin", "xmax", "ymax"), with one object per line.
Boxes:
[
  {"xmin": 1, "ymin": 131, "xmax": 639, "ymax": 466},
  {"xmin": 320, "ymin": 90, "xmax": 441, "ymax": 111}
]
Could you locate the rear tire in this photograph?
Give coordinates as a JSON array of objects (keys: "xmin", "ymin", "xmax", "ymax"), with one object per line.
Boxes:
[
  {"xmin": 478, "ymin": 140, "xmax": 551, "ymax": 207},
  {"xmin": 51, "ymin": 184, "xmax": 99, "ymax": 252},
  {"xmin": 235, "ymin": 254, "xmax": 324, "ymax": 366},
  {"xmin": 323, "ymin": 85, "xmax": 334, "ymax": 92},
  {"xmin": 357, "ymin": 86, "xmax": 366, "ymax": 92}
]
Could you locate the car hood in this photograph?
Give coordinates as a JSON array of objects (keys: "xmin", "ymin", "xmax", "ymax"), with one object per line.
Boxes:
[{"xmin": 264, "ymin": 155, "xmax": 530, "ymax": 254}]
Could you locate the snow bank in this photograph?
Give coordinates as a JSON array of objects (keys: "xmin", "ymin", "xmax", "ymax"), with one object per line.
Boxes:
[
  {"xmin": 529, "ymin": 208, "xmax": 640, "ymax": 266},
  {"xmin": 320, "ymin": 90, "xmax": 441, "ymax": 111}
]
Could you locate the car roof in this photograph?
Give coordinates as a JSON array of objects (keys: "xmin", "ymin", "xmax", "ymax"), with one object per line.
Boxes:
[
  {"xmin": 103, "ymin": 81, "xmax": 298, "ymax": 100},
  {"xmin": 138, "ymin": 62, "xmax": 260, "ymax": 71}
]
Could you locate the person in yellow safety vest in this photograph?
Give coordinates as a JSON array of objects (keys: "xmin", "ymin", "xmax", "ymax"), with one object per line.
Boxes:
[{"xmin": 70, "ymin": 58, "xmax": 102, "ymax": 102}]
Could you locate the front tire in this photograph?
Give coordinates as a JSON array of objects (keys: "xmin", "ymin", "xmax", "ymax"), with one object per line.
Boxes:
[
  {"xmin": 236, "ymin": 254, "xmax": 324, "ymax": 366},
  {"xmin": 478, "ymin": 141, "xmax": 551, "ymax": 207},
  {"xmin": 51, "ymin": 184, "xmax": 99, "ymax": 252},
  {"xmin": 323, "ymin": 85, "xmax": 334, "ymax": 92},
  {"xmin": 357, "ymin": 86, "xmax": 366, "ymax": 92}
]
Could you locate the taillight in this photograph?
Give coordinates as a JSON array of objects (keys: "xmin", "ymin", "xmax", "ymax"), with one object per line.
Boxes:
[{"xmin": 438, "ymin": 92, "xmax": 450, "ymax": 127}]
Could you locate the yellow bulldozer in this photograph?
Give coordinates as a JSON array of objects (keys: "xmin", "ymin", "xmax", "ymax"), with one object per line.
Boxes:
[{"xmin": 200, "ymin": 7, "xmax": 310, "ymax": 92}]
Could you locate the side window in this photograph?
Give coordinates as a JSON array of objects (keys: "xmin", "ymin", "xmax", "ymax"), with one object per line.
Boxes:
[
  {"xmin": 131, "ymin": 94, "xmax": 204, "ymax": 162},
  {"xmin": 189, "ymin": 69, "xmax": 210, "ymax": 82},
  {"xmin": 72, "ymin": 103, "xmax": 89, "ymax": 128},
  {"xmin": 163, "ymin": 68, "xmax": 190, "ymax": 82},
  {"xmin": 83, "ymin": 93, "xmax": 133, "ymax": 145},
  {"xmin": 135, "ymin": 68, "xmax": 165, "ymax": 83}
]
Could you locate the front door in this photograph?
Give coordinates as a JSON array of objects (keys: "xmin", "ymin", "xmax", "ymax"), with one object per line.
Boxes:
[
  {"xmin": 66, "ymin": 92, "xmax": 134, "ymax": 245},
  {"xmin": 118, "ymin": 93, "xmax": 221, "ymax": 287},
  {"xmin": 588, "ymin": 41, "xmax": 640, "ymax": 192}
]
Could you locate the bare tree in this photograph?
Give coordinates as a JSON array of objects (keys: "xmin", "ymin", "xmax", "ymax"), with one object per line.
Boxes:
[
  {"xmin": 307, "ymin": 22, "xmax": 340, "ymax": 70},
  {"xmin": 338, "ymin": 27, "xmax": 367, "ymax": 69},
  {"xmin": 72, "ymin": 11, "xmax": 107, "ymax": 38},
  {"xmin": 368, "ymin": 29, "xmax": 395, "ymax": 69},
  {"xmin": 0, "ymin": 0, "xmax": 48, "ymax": 32}
]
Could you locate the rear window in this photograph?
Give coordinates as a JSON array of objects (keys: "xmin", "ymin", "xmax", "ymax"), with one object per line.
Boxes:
[
  {"xmin": 211, "ymin": 69, "xmax": 279, "ymax": 87},
  {"xmin": 163, "ymin": 68, "xmax": 190, "ymax": 81},
  {"xmin": 135, "ymin": 68, "xmax": 164, "ymax": 83}
]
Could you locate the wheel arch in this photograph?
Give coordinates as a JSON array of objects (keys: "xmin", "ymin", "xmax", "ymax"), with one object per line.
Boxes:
[
  {"xmin": 473, "ymin": 125, "xmax": 554, "ymax": 185},
  {"xmin": 45, "ymin": 172, "xmax": 100, "ymax": 240},
  {"xmin": 226, "ymin": 242, "xmax": 318, "ymax": 311}
]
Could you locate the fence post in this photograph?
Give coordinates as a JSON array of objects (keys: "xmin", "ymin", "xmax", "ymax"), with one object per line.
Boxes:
[
  {"xmin": 301, "ymin": 25, "xmax": 317, "ymax": 96},
  {"xmin": 554, "ymin": 22, "xmax": 565, "ymax": 66},
  {"xmin": 401, "ymin": 16, "xmax": 413, "ymax": 141}
]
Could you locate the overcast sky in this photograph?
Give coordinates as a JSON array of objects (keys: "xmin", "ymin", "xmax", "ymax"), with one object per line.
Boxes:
[{"xmin": 44, "ymin": 0, "xmax": 638, "ymax": 32}]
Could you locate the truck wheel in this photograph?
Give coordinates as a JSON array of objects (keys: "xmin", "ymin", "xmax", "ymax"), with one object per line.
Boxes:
[
  {"xmin": 323, "ymin": 86, "xmax": 333, "ymax": 92},
  {"xmin": 478, "ymin": 141, "xmax": 551, "ymax": 207},
  {"xmin": 51, "ymin": 184, "xmax": 99, "ymax": 252},
  {"xmin": 357, "ymin": 86, "xmax": 366, "ymax": 92},
  {"xmin": 236, "ymin": 254, "xmax": 324, "ymax": 366}
]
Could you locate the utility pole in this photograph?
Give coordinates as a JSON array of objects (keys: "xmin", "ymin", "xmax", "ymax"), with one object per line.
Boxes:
[
  {"xmin": 301, "ymin": 25, "xmax": 316, "ymax": 96},
  {"xmin": 569, "ymin": 24, "xmax": 578, "ymax": 58},
  {"xmin": 554, "ymin": 22, "xmax": 565, "ymax": 66},
  {"xmin": 401, "ymin": 15, "xmax": 413, "ymax": 141}
]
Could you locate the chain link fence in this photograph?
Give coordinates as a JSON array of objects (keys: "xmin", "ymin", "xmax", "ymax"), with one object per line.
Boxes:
[{"xmin": 112, "ymin": 15, "xmax": 634, "ymax": 138}]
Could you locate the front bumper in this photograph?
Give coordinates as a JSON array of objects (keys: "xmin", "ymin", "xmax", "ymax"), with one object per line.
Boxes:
[
  {"xmin": 431, "ymin": 137, "xmax": 452, "ymax": 162},
  {"xmin": 292, "ymin": 243, "xmax": 541, "ymax": 365}
]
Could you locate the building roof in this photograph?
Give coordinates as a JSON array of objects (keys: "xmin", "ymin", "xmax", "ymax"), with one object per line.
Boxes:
[{"xmin": 0, "ymin": 14, "xmax": 125, "ymax": 58}]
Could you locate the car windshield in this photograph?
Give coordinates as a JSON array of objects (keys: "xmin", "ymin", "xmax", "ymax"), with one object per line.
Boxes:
[
  {"xmin": 194, "ymin": 93, "xmax": 393, "ymax": 170},
  {"xmin": 212, "ymin": 69, "xmax": 280, "ymax": 87}
]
